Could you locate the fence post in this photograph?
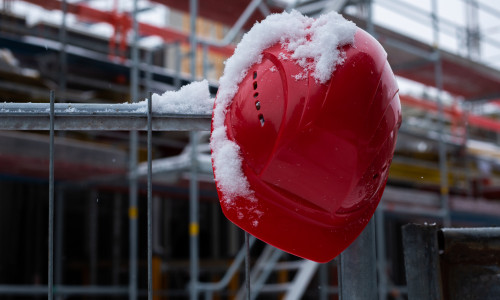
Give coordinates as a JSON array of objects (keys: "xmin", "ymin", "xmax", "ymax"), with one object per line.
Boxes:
[
  {"xmin": 402, "ymin": 224, "xmax": 443, "ymax": 300},
  {"xmin": 338, "ymin": 217, "xmax": 378, "ymax": 300}
]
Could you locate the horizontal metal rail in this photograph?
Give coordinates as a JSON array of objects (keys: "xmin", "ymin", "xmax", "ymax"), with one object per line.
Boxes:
[
  {"xmin": 0, "ymin": 285, "xmax": 129, "ymax": 296},
  {"xmin": 0, "ymin": 102, "xmax": 211, "ymax": 131},
  {"xmin": 197, "ymin": 236, "xmax": 257, "ymax": 292}
]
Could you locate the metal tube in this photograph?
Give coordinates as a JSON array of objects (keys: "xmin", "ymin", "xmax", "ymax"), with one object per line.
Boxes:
[
  {"xmin": 112, "ymin": 194, "xmax": 123, "ymax": 286},
  {"xmin": 128, "ymin": 106, "xmax": 139, "ymax": 300},
  {"xmin": 147, "ymin": 92, "xmax": 153, "ymax": 300},
  {"xmin": 89, "ymin": 189, "xmax": 99, "ymax": 285},
  {"xmin": 366, "ymin": 2, "xmax": 384, "ymax": 299},
  {"xmin": 202, "ymin": 43, "xmax": 209, "ymax": 79},
  {"xmin": 0, "ymin": 102, "xmax": 211, "ymax": 131},
  {"xmin": 189, "ymin": 1, "xmax": 199, "ymax": 300},
  {"xmin": 245, "ymin": 232, "xmax": 251, "ymax": 300},
  {"xmin": 197, "ymin": 236, "xmax": 257, "ymax": 292},
  {"xmin": 210, "ymin": 0, "xmax": 263, "ymax": 46},
  {"xmin": 190, "ymin": 0, "xmax": 198, "ymax": 80},
  {"xmin": 0, "ymin": 285, "xmax": 129, "ymax": 296},
  {"xmin": 0, "ymin": 102, "xmax": 211, "ymax": 115},
  {"xmin": 146, "ymin": 51, "xmax": 154, "ymax": 96},
  {"xmin": 402, "ymin": 224, "xmax": 443, "ymax": 300},
  {"xmin": 59, "ymin": 0, "xmax": 67, "ymax": 99},
  {"xmin": 463, "ymin": 103, "xmax": 473, "ymax": 197},
  {"xmin": 366, "ymin": 0, "xmax": 374, "ymax": 36},
  {"xmin": 129, "ymin": 1, "xmax": 140, "ymax": 299},
  {"xmin": 440, "ymin": 227, "xmax": 500, "ymax": 253},
  {"xmin": 438, "ymin": 227, "xmax": 500, "ymax": 298},
  {"xmin": 249, "ymin": 246, "xmax": 283, "ymax": 300},
  {"xmin": 55, "ymin": 187, "xmax": 64, "ymax": 300},
  {"xmin": 432, "ymin": 0, "xmax": 451, "ymax": 227},
  {"xmin": 171, "ymin": 0, "xmax": 263, "ymax": 49},
  {"xmin": 174, "ymin": 42, "xmax": 182, "ymax": 89},
  {"xmin": 189, "ymin": 131, "xmax": 200, "ymax": 300},
  {"xmin": 131, "ymin": 0, "xmax": 140, "ymax": 100},
  {"xmin": 339, "ymin": 217, "xmax": 378, "ymax": 300},
  {"xmin": 48, "ymin": 90, "xmax": 55, "ymax": 300},
  {"xmin": 376, "ymin": 207, "xmax": 387, "ymax": 300},
  {"xmin": 258, "ymin": 1, "xmax": 271, "ymax": 16},
  {"xmin": 318, "ymin": 263, "xmax": 328, "ymax": 300}
]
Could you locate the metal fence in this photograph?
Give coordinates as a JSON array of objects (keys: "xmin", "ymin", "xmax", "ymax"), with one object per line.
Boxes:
[
  {"xmin": 0, "ymin": 90, "xmax": 379, "ymax": 300},
  {"xmin": 0, "ymin": 90, "xmax": 211, "ymax": 299}
]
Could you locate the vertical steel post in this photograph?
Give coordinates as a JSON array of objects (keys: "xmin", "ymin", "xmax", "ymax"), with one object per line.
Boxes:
[
  {"xmin": 129, "ymin": 0, "xmax": 140, "ymax": 299},
  {"xmin": 48, "ymin": 90, "xmax": 55, "ymax": 300},
  {"xmin": 55, "ymin": 188, "xmax": 64, "ymax": 300},
  {"xmin": 128, "ymin": 71, "xmax": 140, "ymax": 300},
  {"xmin": 465, "ymin": 0, "xmax": 481, "ymax": 60},
  {"xmin": 402, "ymin": 224, "xmax": 443, "ymax": 300},
  {"xmin": 189, "ymin": 1, "xmax": 199, "ymax": 300},
  {"xmin": 432, "ymin": 0, "xmax": 451, "ymax": 227},
  {"xmin": 202, "ymin": 43, "xmax": 209, "ymax": 79},
  {"xmin": 190, "ymin": 0, "xmax": 198, "ymax": 80},
  {"xmin": 245, "ymin": 232, "xmax": 251, "ymax": 300},
  {"xmin": 147, "ymin": 93, "xmax": 153, "ymax": 300},
  {"xmin": 58, "ymin": 0, "xmax": 67, "ymax": 98},
  {"xmin": 365, "ymin": 2, "xmax": 386, "ymax": 299},
  {"xmin": 189, "ymin": 130, "xmax": 200, "ymax": 300},
  {"xmin": 146, "ymin": 51, "xmax": 153, "ymax": 97},
  {"xmin": 338, "ymin": 218, "xmax": 378, "ymax": 300},
  {"xmin": 365, "ymin": 3, "xmax": 389, "ymax": 298},
  {"xmin": 89, "ymin": 189, "xmax": 99, "ymax": 285},
  {"xmin": 375, "ymin": 207, "xmax": 387, "ymax": 300},
  {"xmin": 463, "ymin": 103, "xmax": 473, "ymax": 198},
  {"xmin": 174, "ymin": 42, "xmax": 182, "ymax": 89},
  {"xmin": 112, "ymin": 193, "xmax": 122, "ymax": 286},
  {"xmin": 366, "ymin": 0, "xmax": 374, "ymax": 37},
  {"xmin": 318, "ymin": 263, "xmax": 328, "ymax": 300}
]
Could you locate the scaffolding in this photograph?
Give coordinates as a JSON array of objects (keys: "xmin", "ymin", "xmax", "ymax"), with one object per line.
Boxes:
[{"xmin": 1, "ymin": 0, "xmax": 500, "ymax": 299}]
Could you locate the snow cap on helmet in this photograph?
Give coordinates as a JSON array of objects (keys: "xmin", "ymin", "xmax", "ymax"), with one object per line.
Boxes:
[{"xmin": 211, "ymin": 10, "xmax": 401, "ymax": 263}]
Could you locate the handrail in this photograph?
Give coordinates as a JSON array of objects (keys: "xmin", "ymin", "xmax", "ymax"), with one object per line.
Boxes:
[
  {"xmin": 197, "ymin": 236, "xmax": 257, "ymax": 292},
  {"xmin": 0, "ymin": 102, "xmax": 211, "ymax": 131}
]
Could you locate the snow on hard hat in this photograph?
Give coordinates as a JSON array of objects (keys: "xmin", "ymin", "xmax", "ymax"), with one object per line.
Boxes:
[{"xmin": 210, "ymin": 10, "xmax": 402, "ymax": 263}]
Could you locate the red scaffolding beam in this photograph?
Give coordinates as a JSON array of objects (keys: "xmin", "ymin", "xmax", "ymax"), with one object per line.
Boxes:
[
  {"xmin": 21, "ymin": 0, "xmax": 235, "ymax": 57},
  {"xmin": 400, "ymin": 94, "xmax": 500, "ymax": 133}
]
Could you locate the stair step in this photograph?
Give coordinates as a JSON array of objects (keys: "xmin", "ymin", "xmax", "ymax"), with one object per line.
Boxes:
[{"xmin": 274, "ymin": 260, "xmax": 308, "ymax": 270}]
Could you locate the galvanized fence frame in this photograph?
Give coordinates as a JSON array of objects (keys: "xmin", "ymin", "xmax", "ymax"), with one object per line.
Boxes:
[
  {"xmin": 0, "ymin": 91, "xmax": 211, "ymax": 299},
  {"xmin": 0, "ymin": 90, "xmax": 379, "ymax": 299}
]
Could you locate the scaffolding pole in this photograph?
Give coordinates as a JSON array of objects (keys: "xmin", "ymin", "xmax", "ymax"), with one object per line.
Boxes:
[
  {"xmin": 129, "ymin": 1, "xmax": 140, "ymax": 299},
  {"xmin": 189, "ymin": 1, "xmax": 200, "ymax": 300},
  {"xmin": 432, "ymin": 0, "xmax": 452, "ymax": 227}
]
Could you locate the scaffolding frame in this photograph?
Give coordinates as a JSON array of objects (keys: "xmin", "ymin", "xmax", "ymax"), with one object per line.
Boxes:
[
  {"xmin": 0, "ymin": 90, "xmax": 376, "ymax": 299},
  {"xmin": 2, "ymin": 0, "xmax": 500, "ymax": 299}
]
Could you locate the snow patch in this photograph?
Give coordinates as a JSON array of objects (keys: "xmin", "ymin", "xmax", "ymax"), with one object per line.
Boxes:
[
  {"xmin": 136, "ymin": 80, "xmax": 213, "ymax": 114},
  {"xmin": 210, "ymin": 10, "xmax": 357, "ymax": 227}
]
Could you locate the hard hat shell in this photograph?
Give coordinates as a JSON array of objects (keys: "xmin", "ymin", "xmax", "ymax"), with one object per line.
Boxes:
[{"xmin": 212, "ymin": 28, "xmax": 402, "ymax": 263}]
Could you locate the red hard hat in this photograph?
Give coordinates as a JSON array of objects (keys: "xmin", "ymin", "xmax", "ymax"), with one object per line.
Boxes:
[{"xmin": 211, "ymin": 28, "xmax": 401, "ymax": 263}]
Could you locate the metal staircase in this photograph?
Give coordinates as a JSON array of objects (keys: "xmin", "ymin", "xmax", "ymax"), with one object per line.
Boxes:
[{"xmin": 236, "ymin": 245, "xmax": 319, "ymax": 300}]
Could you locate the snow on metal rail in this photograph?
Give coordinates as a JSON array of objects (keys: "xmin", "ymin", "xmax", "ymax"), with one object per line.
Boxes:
[{"xmin": 0, "ymin": 102, "xmax": 212, "ymax": 131}]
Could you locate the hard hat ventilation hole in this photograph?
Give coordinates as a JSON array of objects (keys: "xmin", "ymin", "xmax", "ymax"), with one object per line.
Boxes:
[
  {"xmin": 253, "ymin": 82, "xmax": 258, "ymax": 90},
  {"xmin": 253, "ymin": 92, "xmax": 259, "ymax": 98},
  {"xmin": 255, "ymin": 101, "xmax": 261, "ymax": 110},
  {"xmin": 253, "ymin": 71, "xmax": 257, "ymax": 79},
  {"xmin": 258, "ymin": 114, "xmax": 265, "ymax": 127}
]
